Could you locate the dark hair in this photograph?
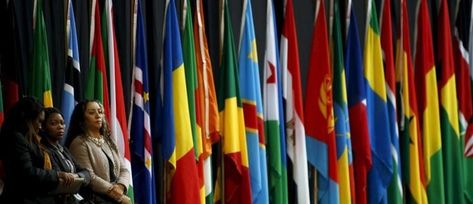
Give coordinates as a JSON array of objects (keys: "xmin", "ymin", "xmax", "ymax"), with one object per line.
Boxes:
[
  {"xmin": 0, "ymin": 97, "xmax": 44, "ymax": 157},
  {"xmin": 65, "ymin": 100, "xmax": 115, "ymax": 152},
  {"xmin": 40, "ymin": 107, "xmax": 63, "ymax": 138}
]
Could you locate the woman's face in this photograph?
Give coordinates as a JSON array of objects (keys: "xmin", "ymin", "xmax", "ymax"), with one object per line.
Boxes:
[
  {"xmin": 44, "ymin": 113, "xmax": 65, "ymax": 142},
  {"xmin": 83, "ymin": 102, "xmax": 104, "ymax": 132},
  {"xmin": 32, "ymin": 111, "xmax": 45, "ymax": 134}
]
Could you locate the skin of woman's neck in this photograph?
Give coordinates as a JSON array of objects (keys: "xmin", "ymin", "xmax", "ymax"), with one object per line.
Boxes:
[
  {"xmin": 86, "ymin": 128, "xmax": 101, "ymax": 138},
  {"xmin": 46, "ymin": 136, "xmax": 60, "ymax": 145}
]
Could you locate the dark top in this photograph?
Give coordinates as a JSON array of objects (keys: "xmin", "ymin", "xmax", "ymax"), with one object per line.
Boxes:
[
  {"xmin": 41, "ymin": 138, "xmax": 92, "ymax": 204},
  {"xmin": 1, "ymin": 131, "xmax": 59, "ymax": 204}
]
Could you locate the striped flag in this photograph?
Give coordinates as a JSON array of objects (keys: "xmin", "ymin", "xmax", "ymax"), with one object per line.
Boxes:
[
  {"xmin": 193, "ymin": 0, "xmax": 220, "ymax": 202},
  {"xmin": 304, "ymin": 0, "xmax": 339, "ymax": 203},
  {"xmin": 415, "ymin": 0, "xmax": 445, "ymax": 203},
  {"xmin": 238, "ymin": 0, "xmax": 268, "ymax": 203},
  {"xmin": 130, "ymin": 0, "xmax": 155, "ymax": 203},
  {"xmin": 453, "ymin": 0, "xmax": 473, "ymax": 201},
  {"xmin": 31, "ymin": 0, "xmax": 53, "ymax": 107},
  {"xmin": 216, "ymin": 1, "xmax": 252, "ymax": 202},
  {"xmin": 263, "ymin": 0, "xmax": 288, "ymax": 202},
  {"xmin": 468, "ymin": 0, "xmax": 473, "ymax": 159},
  {"xmin": 62, "ymin": 0, "xmax": 81, "ymax": 141},
  {"xmin": 436, "ymin": 0, "xmax": 465, "ymax": 203},
  {"xmin": 397, "ymin": 0, "xmax": 427, "ymax": 202},
  {"xmin": 345, "ymin": 6, "xmax": 370, "ymax": 204},
  {"xmin": 381, "ymin": 0, "xmax": 403, "ymax": 203},
  {"xmin": 364, "ymin": 0, "xmax": 393, "ymax": 202},
  {"xmin": 103, "ymin": 0, "xmax": 134, "ymax": 200},
  {"xmin": 85, "ymin": 0, "xmax": 110, "ymax": 121},
  {"xmin": 280, "ymin": 0, "xmax": 310, "ymax": 202},
  {"xmin": 162, "ymin": 0, "xmax": 201, "ymax": 202},
  {"xmin": 180, "ymin": 0, "xmax": 204, "ymax": 202}
]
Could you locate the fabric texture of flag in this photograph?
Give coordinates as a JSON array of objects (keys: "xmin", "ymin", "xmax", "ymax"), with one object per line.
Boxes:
[
  {"xmin": 381, "ymin": 0, "xmax": 403, "ymax": 203},
  {"xmin": 216, "ymin": 1, "xmax": 252, "ymax": 203},
  {"xmin": 193, "ymin": 0, "xmax": 220, "ymax": 202},
  {"xmin": 468, "ymin": 0, "xmax": 473, "ymax": 159},
  {"xmin": 161, "ymin": 0, "xmax": 201, "ymax": 202},
  {"xmin": 62, "ymin": 0, "xmax": 81, "ymax": 144},
  {"xmin": 397, "ymin": 1, "xmax": 427, "ymax": 202},
  {"xmin": 130, "ymin": 0, "xmax": 155, "ymax": 203},
  {"xmin": 304, "ymin": 0, "xmax": 339, "ymax": 203},
  {"xmin": 364, "ymin": 0, "xmax": 393, "ymax": 202},
  {"xmin": 31, "ymin": 0, "xmax": 53, "ymax": 107},
  {"xmin": 103, "ymin": 0, "xmax": 134, "ymax": 201},
  {"xmin": 436, "ymin": 0, "xmax": 465, "ymax": 203},
  {"xmin": 455, "ymin": 0, "xmax": 473, "ymax": 201},
  {"xmin": 415, "ymin": 0, "xmax": 445, "ymax": 203},
  {"xmin": 238, "ymin": 0, "xmax": 269, "ymax": 203},
  {"xmin": 280, "ymin": 0, "xmax": 310, "ymax": 202},
  {"xmin": 161, "ymin": 0, "xmax": 200, "ymax": 203},
  {"xmin": 345, "ymin": 6, "xmax": 371, "ymax": 204},
  {"xmin": 181, "ymin": 0, "xmax": 205, "ymax": 202},
  {"xmin": 263, "ymin": 0, "xmax": 288, "ymax": 202},
  {"xmin": 85, "ymin": 0, "xmax": 110, "ymax": 121}
]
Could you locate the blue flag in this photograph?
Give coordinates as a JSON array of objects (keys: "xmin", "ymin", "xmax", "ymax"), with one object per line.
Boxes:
[
  {"xmin": 239, "ymin": 0, "xmax": 269, "ymax": 203},
  {"xmin": 61, "ymin": 0, "xmax": 81, "ymax": 144},
  {"xmin": 130, "ymin": 0, "xmax": 156, "ymax": 203}
]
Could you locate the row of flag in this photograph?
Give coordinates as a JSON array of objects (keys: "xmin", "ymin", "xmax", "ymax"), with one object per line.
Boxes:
[{"xmin": 2, "ymin": 0, "xmax": 473, "ymax": 203}]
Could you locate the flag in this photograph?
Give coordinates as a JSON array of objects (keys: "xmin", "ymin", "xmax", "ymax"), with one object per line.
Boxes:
[
  {"xmin": 238, "ymin": 0, "xmax": 268, "ymax": 203},
  {"xmin": 85, "ymin": 0, "xmax": 110, "ymax": 121},
  {"xmin": 181, "ymin": 0, "xmax": 204, "ymax": 202},
  {"xmin": 62, "ymin": 0, "xmax": 81, "ymax": 141},
  {"xmin": 304, "ymin": 0, "xmax": 339, "ymax": 203},
  {"xmin": 345, "ymin": 6, "xmax": 371, "ymax": 204},
  {"xmin": 162, "ymin": 0, "xmax": 201, "ymax": 202},
  {"xmin": 280, "ymin": 0, "xmax": 310, "ymax": 202},
  {"xmin": 453, "ymin": 0, "xmax": 473, "ymax": 201},
  {"xmin": 130, "ymin": 0, "xmax": 155, "ymax": 203},
  {"xmin": 397, "ymin": 0, "xmax": 427, "ymax": 202},
  {"xmin": 381, "ymin": 0, "xmax": 403, "ymax": 203},
  {"xmin": 263, "ymin": 0, "xmax": 288, "ymax": 202},
  {"xmin": 193, "ymin": 0, "xmax": 220, "ymax": 202},
  {"xmin": 436, "ymin": 0, "xmax": 465, "ymax": 203},
  {"xmin": 103, "ymin": 0, "xmax": 134, "ymax": 201},
  {"xmin": 364, "ymin": 0, "xmax": 393, "ymax": 202},
  {"xmin": 415, "ymin": 0, "xmax": 445, "ymax": 203},
  {"xmin": 31, "ymin": 0, "xmax": 53, "ymax": 107},
  {"xmin": 468, "ymin": 0, "xmax": 473, "ymax": 159},
  {"xmin": 216, "ymin": 1, "xmax": 252, "ymax": 203}
]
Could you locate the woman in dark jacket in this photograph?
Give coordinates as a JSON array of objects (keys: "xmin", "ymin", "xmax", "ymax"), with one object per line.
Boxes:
[
  {"xmin": 0, "ymin": 97, "xmax": 76, "ymax": 203},
  {"xmin": 40, "ymin": 107, "xmax": 91, "ymax": 203}
]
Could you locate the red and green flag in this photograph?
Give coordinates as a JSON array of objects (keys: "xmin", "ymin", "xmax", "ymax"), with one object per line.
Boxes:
[
  {"xmin": 436, "ymin": 0, "xmax": 465, "ymax": 203},
  {"xmin": 415, "ymin": 0, "xmax": 445, "ymax": 203},
  {"xmin": 397, "ymin": 1, "xmax": 427, "ymax": 202}
]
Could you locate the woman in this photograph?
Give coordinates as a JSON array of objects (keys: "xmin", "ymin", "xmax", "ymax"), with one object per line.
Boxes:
[
  {"xmin": 0, "ymin": 97, "xmax": 76, "ymax": 203},
  {"xmin": 66, "ymin": 100, "xmax": 131, "ymax": 204},
  {"xmin": 40, "ymin": 107, "xmax": 91, "ymax": 203}
]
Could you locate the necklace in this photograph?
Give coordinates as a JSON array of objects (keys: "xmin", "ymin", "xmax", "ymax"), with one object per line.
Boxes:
[{"xmin": 87, "ymin": 135, "xmax": 105, "ymax": 147}]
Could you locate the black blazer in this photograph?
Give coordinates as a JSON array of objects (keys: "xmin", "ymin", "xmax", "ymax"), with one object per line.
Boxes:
[
  {"xmin": 41, "ymin": 138, "xmax": 91, "ymax": 183},
  {"xmin": 1, "ymin": 131, "xmax": 59, "ymax": 204}
]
